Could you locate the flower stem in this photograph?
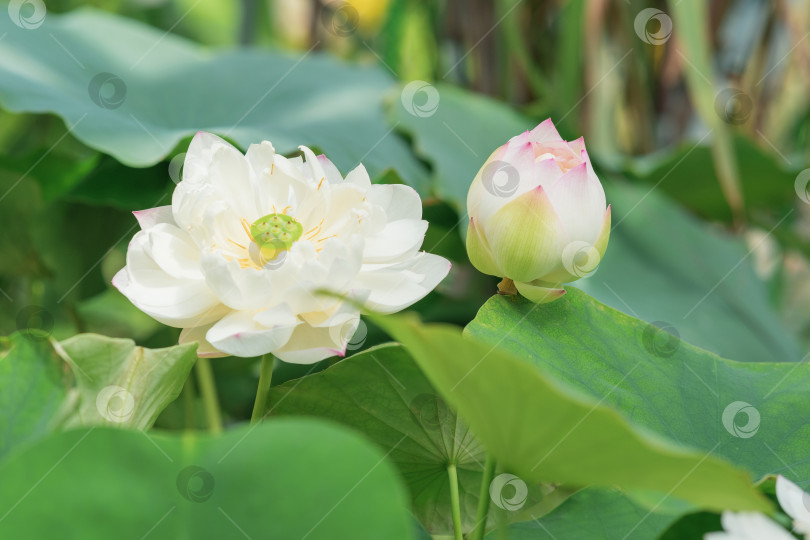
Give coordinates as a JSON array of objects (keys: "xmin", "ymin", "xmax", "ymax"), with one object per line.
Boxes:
[
  {"xmin": 251, "ymin": 354, "xmax": 275, "ymax": 424},
  {"xmin": 447, "ymin": 462, "xmax": 464, "ymax": 540},
  {"xmin": 195, "ymin": 357, "xmax": 222, "ymax": 435},
  {"xmin": 497, "ymin": 278, "xmax": 517, "ymax": 295},
  {"xmin": 470, "ymin": 453, "xmax": 496, "ymax": 540}
]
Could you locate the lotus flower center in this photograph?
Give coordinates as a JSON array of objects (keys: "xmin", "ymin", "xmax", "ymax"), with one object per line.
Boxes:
[{"xmin": 249, "ymin": 213, "xmax": 303, "ymax": 262}]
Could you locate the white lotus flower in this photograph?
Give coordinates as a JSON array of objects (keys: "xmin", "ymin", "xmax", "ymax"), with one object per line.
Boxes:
[
  {"xmin": 705, "ymin": 476, "xmax": 810, "ymax": 540},
  {"xmin": 113, "ymin": 132, "xmax": 450, "ymax": 363},
  {"xmin": 466, "ymin": 118, "xmax": 610, "ymax": 303}
]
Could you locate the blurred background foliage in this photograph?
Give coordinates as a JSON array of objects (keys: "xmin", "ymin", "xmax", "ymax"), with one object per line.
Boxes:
[{"xmin": 1, "ymin": 0, "xmax": 809, "ymax": 422}]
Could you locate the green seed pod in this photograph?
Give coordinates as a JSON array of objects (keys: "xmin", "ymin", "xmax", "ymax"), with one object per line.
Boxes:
[{"xmin": 250, "ymin": 213, "xmax": 303, "ymax": 261}]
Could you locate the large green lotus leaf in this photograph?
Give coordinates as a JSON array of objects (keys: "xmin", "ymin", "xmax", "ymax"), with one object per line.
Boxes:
[
  {"xmin": 0, "ymin": 333, "xmax": 68, "ymax": 460},
  {"xmin": 0, "ymin": 419, "xmax": 413, "ymax": 539},
  {"xmin": 373, "ymin": 313, "xmax": 771, "ymax": 513},
  {"xmin": 485, "ymin": 487, "xmax": 684, "ymax": 540},
  {"xmin": 268, "ymin": 343, "xmax": 571, "ymax": 534},
  {"xmin": 58, "ymin": 334, "xmax": 197, "ymax": 429},
  {"xmin": 391, "ymin": 84, "xmax": 801, "ymax": 363},
  {"xmin": 0, "ymin": 9, "xmax": 427, "ymax": 190},
  {"xmin": 466, "ymin": 289, "xmax": 810, "ymax": 484},
  {"xmin": 579, "ymin": 181, "xmax": 803, "ymax": 364}
]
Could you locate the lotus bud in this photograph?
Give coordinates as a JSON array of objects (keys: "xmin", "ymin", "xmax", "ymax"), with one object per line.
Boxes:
[{"xmin": 466, "ymin": 119, "xmax": 611, "ymax": 303}]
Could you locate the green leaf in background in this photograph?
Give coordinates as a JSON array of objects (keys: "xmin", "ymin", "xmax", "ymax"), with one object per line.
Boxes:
[
  {"xmin": 466, "ymin": 289, "xmax": 810, "ymax": 487},
  {"xmin": 0, "ymin": 419, "xmax": 414, "ymax": 540},
  {"xmin": 392, "ymin": 83, "xmax": 530, "ymax": 212},
  {"xmin": 373, "ymin": 312, "xmax": 771, "ymax": 513},
  {"xmin": 580, "ymin": 181, "xmax": 803, "ymax": 363},
  {"xmin": 269, "ymin": 343, "xmax": 485, "ymax": 533},
  {"xmin": 0, "ymin": 9, "xmax": 428, "ymax": 191},
  {"xmin": 0, "ymin": 333, "xmax": 68, "ymax": 460},
  {"xmin": 268, "ymin": 343, "xmax": 571, "ymax": 533},
  {"xmin": 486, "ymin": 487, "xmax": 684, "ymax": 540},
  {"xmin": 58, "ymin": 334, "xmax": 197, "ymax": 429}
]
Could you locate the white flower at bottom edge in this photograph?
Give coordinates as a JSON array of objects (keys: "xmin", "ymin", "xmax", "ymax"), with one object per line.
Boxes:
[
  {"xmin": 113, "ymin": 132, "xmax": 450, "ymax": 363},
  {"xmin": 705, "ymin": 476, "xmax": 810, "ymax": 540}
]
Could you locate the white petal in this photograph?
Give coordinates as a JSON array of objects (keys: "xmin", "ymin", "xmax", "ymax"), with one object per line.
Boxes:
[
  {"xmin": 356, "ymin": 253, "xmax": 451, "ymax": 313},
  {"xmin": 344, "ymin": 164, "xmax": 372, "ymax": 191},
  {"xmin": 776, "ymin": 476, "xmax": 810, "ymax": 533},
  {"xmin": 545, "ymin": 162, "xmax": 606, "ymax": 244},
  {"xmin": 147, "ymin": 224, "xmax": 203, "ymax": 280},
  {"xmin": 529, "ymin": 118, "xmax": 564, "ymax": 143},
  {"xmin": 363, "ymin": 219, "xmax": 428, "ymax": 264},
  {"xmin": 317, "ymin": 154, "xmax": 345, "ymax": 184},
  {"xmin": 272, "ymin": 319, "xmax": 356, "ymax": 364},
  {"xmin": 706, "ymin": 512, "xmax": 796, "ymax": 540},
  {"xmin": 200, "ymin": 252, "xmax": 278, "ymax": 311},
  {"xmin": 133, "ymin": 205, "xmax": 174, "ymax": 230},
  {"xmin": 179, "ymin": 324, "xmax": 228, "ymax": 358},
  {"xmin": 206, "ymin": 306, "xmax": 299, "ymax": 358},
  {"xmin": 367, "ymin": 184, "xmax": 422, "ymax": 221}
]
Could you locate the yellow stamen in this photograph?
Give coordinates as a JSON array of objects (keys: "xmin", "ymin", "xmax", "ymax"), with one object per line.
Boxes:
[
  {"xmin": 229, "ymin": 239, "xmax": 247, "ymax": 250},
  {"xmin": 317, "ymin": 177, "xmax": 325, "ymax": 190}
]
